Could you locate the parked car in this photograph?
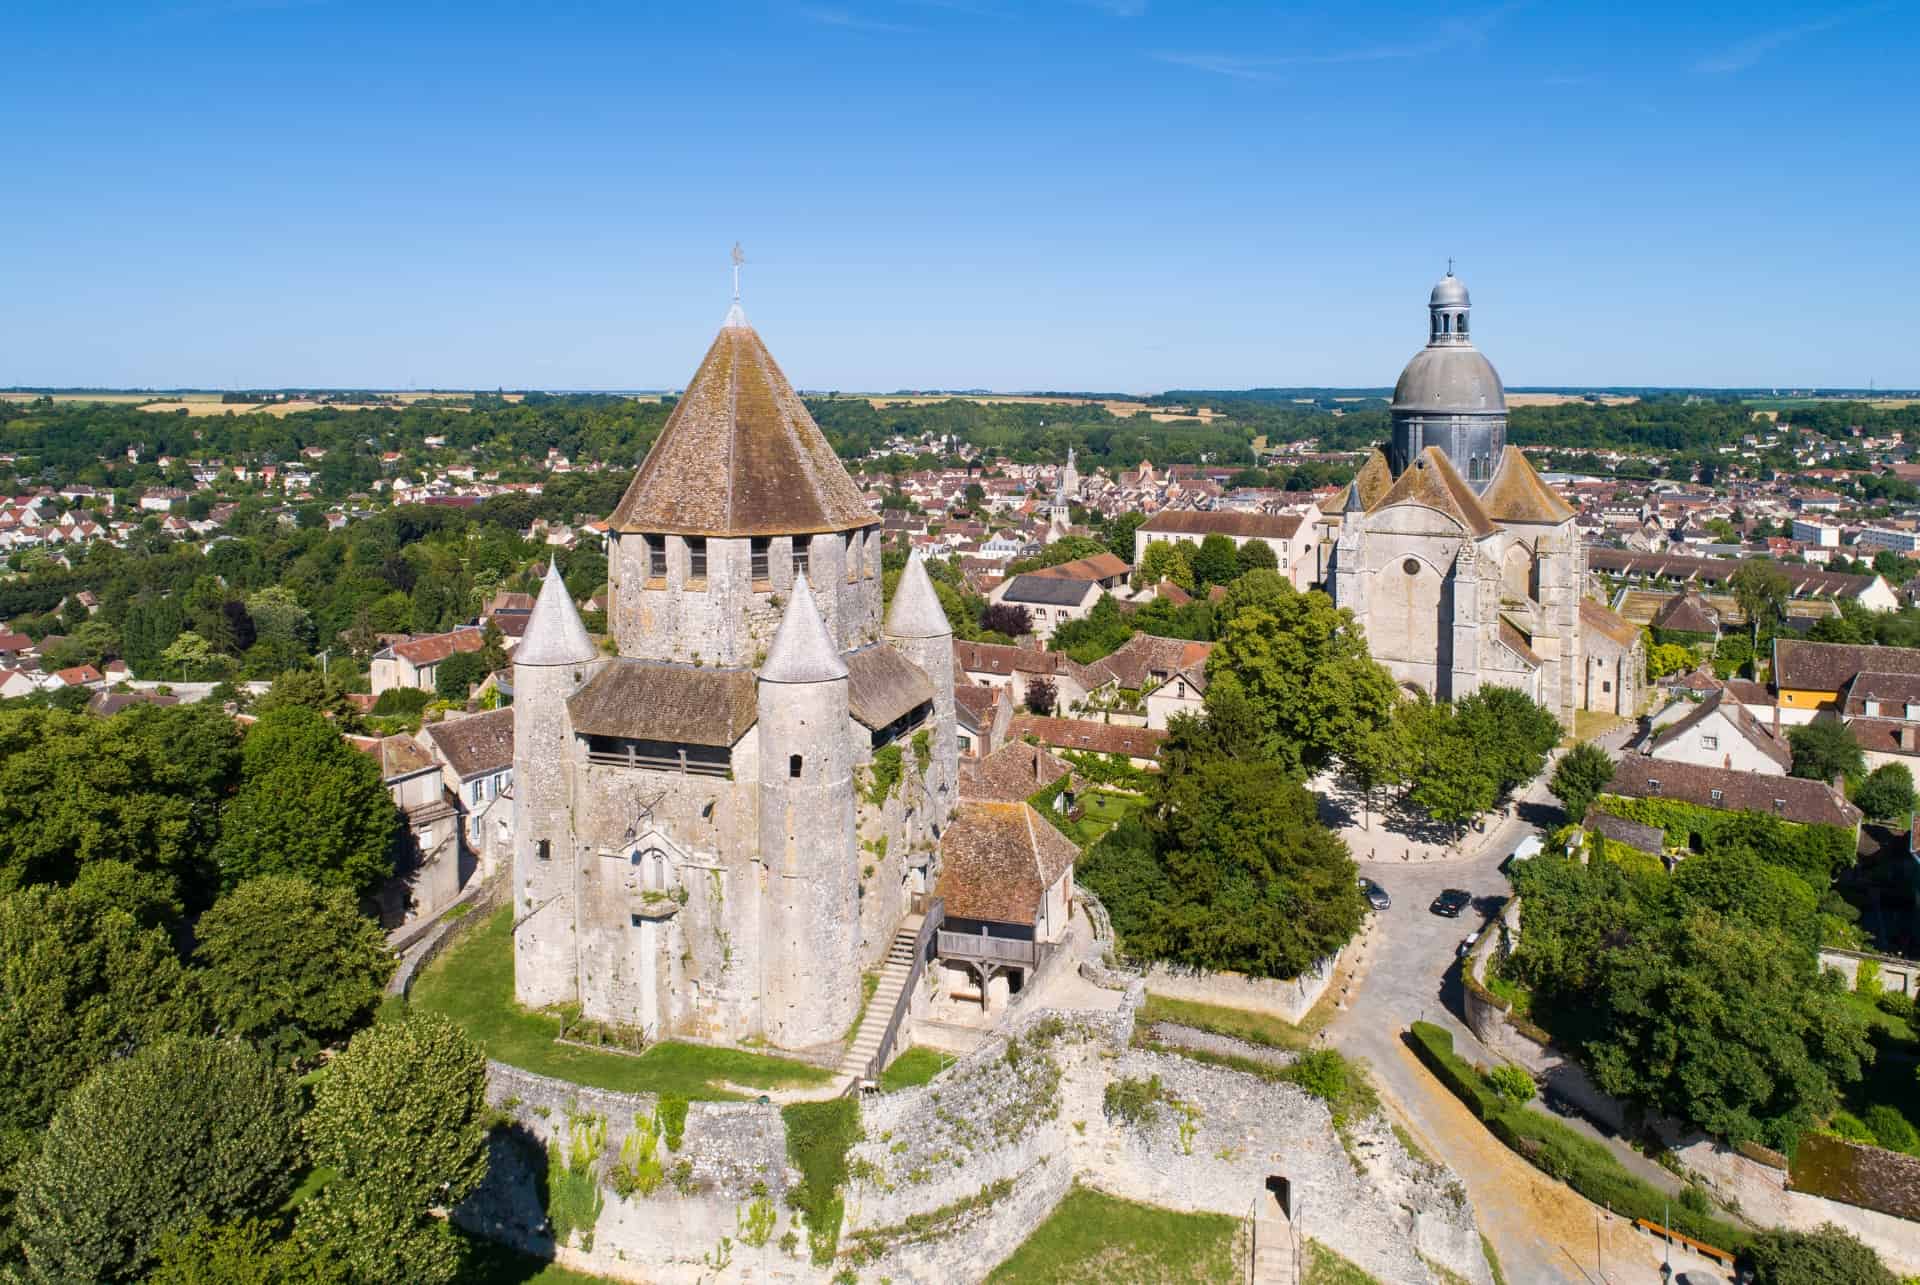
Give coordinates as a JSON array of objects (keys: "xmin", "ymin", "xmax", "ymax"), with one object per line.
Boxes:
[
  {"xmin": 1456, "ymin": 929, "xmax": 1482, "ymax": 958},
  {"xmin": 1357, "ymin": 877, "xmax": 1391, "ymax": 911},
  {"xmin": 1430, "ymin": 888, "xmax": 1472, "ymax": 917}
]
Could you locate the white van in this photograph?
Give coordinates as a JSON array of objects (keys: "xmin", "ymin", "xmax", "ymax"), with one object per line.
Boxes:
[{"xmin": 1501, "ymin": 835, "xmax": 1543, "ymax": 873}]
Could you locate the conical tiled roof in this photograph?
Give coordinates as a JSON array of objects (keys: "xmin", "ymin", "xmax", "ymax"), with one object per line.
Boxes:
[
  {"xmin": 517, "ymin": 560, "xmax": 599, "ymax": 667},
  {"xmin": 1371, "ymin": 447, "xmax": 1497, "ymax": 538},
  {"xmin": 609, "ymin": 310, "xmax": 878, "ymax": 538},
  {"xmin": 760, "ymin": 574, "xmax": 847, "ymax": 684},
  {"xmin": 1480, "ymin": 446, "xmax": 1575, "ymax": 525},
  {"xmin": 885, "ymin": 551, "xmax": 951, "ymax": 640}
]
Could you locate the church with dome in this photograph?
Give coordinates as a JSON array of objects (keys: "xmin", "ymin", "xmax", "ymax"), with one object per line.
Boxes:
[{"xmin": 1322, "ymin": 271, "xmax": 1643, "ymax": 723}]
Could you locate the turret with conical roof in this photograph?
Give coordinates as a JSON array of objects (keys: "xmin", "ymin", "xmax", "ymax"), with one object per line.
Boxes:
[
  {"xmin": 511, "ymin": 559, "xmax": 605, "ymax": 1011},
  {"xmin": 756, "ymin": 571, "xmax": 860, "ymax": 1047},
  {"xmin": 884, "ymin": 552, "xmax": 958, "ymax": 838},
  {"xmin": 606, "ymin": 301, "xmax": 883, "ymax": 666}
]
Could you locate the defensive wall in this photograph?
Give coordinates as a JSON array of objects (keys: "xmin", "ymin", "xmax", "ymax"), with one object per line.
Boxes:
[{"xmin": 452, "ymin": 987, "xmax": 1490, "ymax": 1284}]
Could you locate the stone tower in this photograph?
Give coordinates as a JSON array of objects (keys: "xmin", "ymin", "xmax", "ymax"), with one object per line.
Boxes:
[
  {"xmin": 511, "ymin": 560, "xmax": 604, "ymax": 1008},
  {"xmin": 1387, "ymin": 270, "xmax": 1508, "ymax": 488},
  {"xmin": 883, "ymin": 551, "xmax": 959, "ymax": 832},
  {"xmin": 755, "ymin": 573, "xmax": 860, "ymax": 1048}
]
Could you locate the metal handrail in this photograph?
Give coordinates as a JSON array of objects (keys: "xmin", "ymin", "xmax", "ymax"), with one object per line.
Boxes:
[{"xmin": 864, "ymin": 898, "xmax": 943, "ymax": 1084}]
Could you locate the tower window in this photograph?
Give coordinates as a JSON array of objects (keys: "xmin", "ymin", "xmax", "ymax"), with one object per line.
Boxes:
[
  {"xmin": 645, "ymin": 535, "xmax": 667, "ymax": 578},
  {"xmin": 789, "ymin": 754, "xmax": 803, "ymax": 778},
  {"xmin": 793, "ymin": 536, "xmax": 811, "ymax": 580},
  {"xmin": 537, "ymin": 838, "xmax": 551, "ymax": 861},
  {"xmin": 750, "ymin": 536, "xmax": 770, "ymax": 582},
  {"xmin": 1456, "ymin": 312, "xmax": 1468, "ymax": 337},
  {"xmin": 687, "ymin": 537, "xmax": 708, "ymax": 582}
]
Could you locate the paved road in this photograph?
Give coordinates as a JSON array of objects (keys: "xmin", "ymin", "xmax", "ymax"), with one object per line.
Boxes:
[{"xmin": 1325, "ymin": 783, "xmax": 1733, "ymax": 1285}]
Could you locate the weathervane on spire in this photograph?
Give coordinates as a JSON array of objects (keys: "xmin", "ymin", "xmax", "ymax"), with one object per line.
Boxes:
[{"xmin": 731, "ymin": 242, "xmax": 745, "ymax": 302}]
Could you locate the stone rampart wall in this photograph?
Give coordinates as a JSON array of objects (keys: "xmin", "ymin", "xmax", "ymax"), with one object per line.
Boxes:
[
  {"xmin": 1138, "ymin": 950, "xmax": 1340, "ymax": 1024},
  {"xmin": 1818, "ymin": 946, "xmax": 1919, "ymax": 996},
  {"xmin": 458, "ymin": 992, "xmax": 1489, "ymax": 1284}
]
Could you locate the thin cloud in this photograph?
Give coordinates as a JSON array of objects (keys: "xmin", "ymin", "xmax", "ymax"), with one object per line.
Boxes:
[
  {"xmin": 799, "ymin": 6, "xmax": 917, "ymax": 33},
  {"xmin": 1695, "ymin": 5, "xmax": 1883, "ymax": 74},
  {"xmin": 1151, "ymin": 52, "xmax": 1273, "ymax": 80},
  {"xmin": 1156, "ymin": 4, "xmax": 1524, "ymax": 79}
]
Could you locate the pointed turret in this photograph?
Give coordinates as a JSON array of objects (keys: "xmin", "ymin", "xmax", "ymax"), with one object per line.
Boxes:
[
  {"xmin": 516, "ymin": 560, "xmax": 599, "ymax": 667},
  {"xmin": 885, "ymin": 551, "xmax": 951, "ymax": 640},
  {"xmin": 761, "ymin": 574, "xmax": 847, "ymax": 684}
]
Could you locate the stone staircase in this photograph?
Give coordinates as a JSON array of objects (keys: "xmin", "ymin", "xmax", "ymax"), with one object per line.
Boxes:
[
  {"xmin": 838, "ymin": 916, "xmax": 922, "ymax": 1084},
  {"xmin": 1251, "ymin": 1201, "xmax": 1297, "ymax": 1284}
]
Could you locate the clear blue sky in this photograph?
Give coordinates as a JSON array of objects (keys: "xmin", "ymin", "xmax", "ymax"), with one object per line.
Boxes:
[{"xmin": 4, "ymin": 1, "xmax": 1916, "ymax": 392}]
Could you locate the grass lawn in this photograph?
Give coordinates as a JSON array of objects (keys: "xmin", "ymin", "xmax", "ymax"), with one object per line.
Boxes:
[
  {"xmin": 1140, "ymin": 992, "xmax": 1312, "ymax": 1052},
  {"xmin": 878, "ymin": 1045, "xmax": 955, "ymax": 1091},
  {"xmin": 1304, "ymin": 1239, "xmax": 1382, "ymax": 1285},
  {"xmin": 1061, "ymin": 789, "xmax": 1148, "ymax": 848},
  {"xmin": 987, "ymin": 1185, "xmax": 1242, "ymax": 1284},
  {"xmin": 409, "ymin": 907, "xmax": 832, "ymax": 1100}
]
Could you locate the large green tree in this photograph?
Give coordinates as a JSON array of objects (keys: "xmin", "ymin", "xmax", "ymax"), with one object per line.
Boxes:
[
  {"xmin": 1730, "ymin": 560, "xmax": 1790, "ymax": 657},
  {"xmin": 1203, "ymin": 574, "xmax": 1399, "ymax": 774},
  {"xmin": 1111, "ymin": 759, "xmax": 1363, "ymax": 978},
  {"xmin": 1787, "ymin": 719, "xmax": 1865, "ymax": 784},
  {"xmin": 1549, "ymin": 741, "xmax": 1617, "ymax": 822},
  {"xmin": 1191, "ymin": 533, "xmax": 1240, "ymax": 588},
  {"xmin": 12, "ymin": 1035, "xmax": 301, "ymax": 1283},
  {"xmin": 194, "ymin": 876, "xmax": 396, "ymax": 1061},
  {"xmin": 1452, "ymin": 686, "xmax": 1562, "ymax": 797},
  {"xmin": 1584, "ymin": 907, "xmax": 1870, "ymax": 1148},
  {"xmin": 214, "ymin": 705, "xmax": 400, "ymax": 896},
  {"xmin": 298, "ymin": 1013, "xmax": 490, "ymax": 1285},
  {"xmin": 0, "ymin": 885, "xmax": 206, "ymax": 1183},
  {"xmin": 1852, "ymin": 761, "xmax": 1914, "ymax": 821}
]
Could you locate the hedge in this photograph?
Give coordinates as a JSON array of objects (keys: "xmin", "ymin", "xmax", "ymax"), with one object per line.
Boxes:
[
  {"xmin": 1406, "ymin": 1023, "xmax": 1750, "ymax": 1252},
  {"xmin": 1593, "ymin": 795, "xmax": 1855, "ymax": 884}
]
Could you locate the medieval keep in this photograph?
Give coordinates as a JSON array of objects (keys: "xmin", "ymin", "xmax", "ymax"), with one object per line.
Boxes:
[
  {"xmin": 513, "ymin": 299, "xmax": 959, "ymax": 1051},
  {"xmin": 1324, "ymin": 271, "xmax": 1641, "ymax": 721}
]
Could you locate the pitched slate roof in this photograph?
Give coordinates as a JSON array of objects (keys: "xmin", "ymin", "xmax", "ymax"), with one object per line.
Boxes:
[
  {"xmin": 935, "ymin": 801, "xmax": 1078, "ymax": 926},
  {"xmin": 423, "ymin": 706, "xmax": 514, "ymax": 779},
  {"xmin": 1496, "ymin": 619, "xmax": 1543, "ymax": 667},
  {"xmin": 953, "ymin": 640, "xmax": 1086, "ymax": 682},
  {"xmin": 1371, "ymin": 446, "xmax": 1497, "ymax": 538},
  {"xmin": 607, "ymin": 312, "xmax": 877, "ymax": 537},
  {"xmin": 997, "ymin": 574, "xmax": 1098, "ymax": 607},
  {"xmin": 1588, "ymin": 548, "xmax": 1883, "ymax": 600},
  {"xmin": 1602, "ymin": 758, "xmax": 1860, "ymax": 829},
  {"xmin": 1139, "ymin": 510, "xmax": 1304, "ymax": 540},
  {"xmin": 1581, "ymin": 807, "xmax": 1666, "ymax": 856},
  {"xmin": 1773, "ymin": 639, "xmax": 1920, "ymax": 693},
  {"xmin": 1028, "ymin": 552, "xmax": 1132, "ymax": 580},
  {"xmin": 844, "ymin": 643, "xmax": 935, "ymax": 730},
  {"xmin": 1843, "ymin": 670, "xmax": 1920, "ymax": 714},
  {"xmin": 1082, "ymin": 634, "xmax": 1212, "ymax": 692},
  {"xmin": 1480, "ymin": 446, "xmax": 1575, "ymax": 525},
  {"xmin": 390, "ymin": 627, "xmax": 485, "ymax": 667},
  {"xmin": 567, "ymin": 660, "xmax": 757, "ymax": 747}
]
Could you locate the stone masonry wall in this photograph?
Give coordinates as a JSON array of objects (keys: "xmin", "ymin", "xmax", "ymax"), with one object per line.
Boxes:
[
  {"xmin": 459, "ymin": 993, "xmax": 1490, "ymax": 1285},
  {"xmin": 1140, "ymin": 949, "xmax": 1341, "ymax": 1025}
]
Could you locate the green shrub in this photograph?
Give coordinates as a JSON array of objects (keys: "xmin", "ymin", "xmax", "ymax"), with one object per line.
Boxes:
[
  {"xmin": 1407, "ymin": 1023, "xmax": 1501, "ymax": 1121},
  {"xmin": 1855, "ymin": 960, "xmax": 1883, "ymax": 1000},
  {"xmin": 1103, "ymin": 1074, "xmax": 1167, "ymax": 1126},
  {"xmin": 547, "ymin": 1113, "xmax": 606, "ymax": 1250},
  {"xmin": 1487, "ymin": 1063, "xmax": 1537, "ymax": 1106},
  {"xmin": 1275, "ymin": 1049, "xmax": 1377, "ymax": 1128},
  {"xmin": 371, "ymin": 686, "xmax": 431, "ymax": 717},
  {"xmin": 782, "ymin": 1098, "xmax": 861, "ymax": 1265},
  {"xmin": 1876, "ymin": 989, "xmax": 1915, "ymax": 1020},
  {"xmin": 1863, "ymin": 1105, "xmax": 1919, "ymax": 1155},
  {"xmin": 657, "ymin": 1095, "xmax": 689, "ymax": 1151},
  {"xmin": 1827, "ymin": 1110, "xmax": 1877, "ymax": 1144},
  {"xmin": 608, "ymin": 1113, "xmax": 665, "ymax": 1198}
]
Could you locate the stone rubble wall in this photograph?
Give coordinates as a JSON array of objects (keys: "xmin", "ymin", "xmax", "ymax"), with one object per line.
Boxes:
[
  {"xmin": 1139, "ymin": 950, "xmax": 1341, "ymax": 1025},
  {"xmin": 459, "ymin": 992, "xmax": 1490, "ymax": 1284}
]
